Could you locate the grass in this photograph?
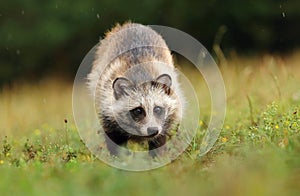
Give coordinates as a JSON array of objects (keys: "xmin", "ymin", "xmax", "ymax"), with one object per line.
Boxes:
[{"xmin": 1, "ymin": 51, "xmax": 300, "ymax": 195}]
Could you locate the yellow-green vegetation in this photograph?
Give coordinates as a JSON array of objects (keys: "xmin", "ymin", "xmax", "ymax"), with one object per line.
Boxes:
[{"xmin": 1, "ymin": 53, "xmax": 300, "ymax": 195}]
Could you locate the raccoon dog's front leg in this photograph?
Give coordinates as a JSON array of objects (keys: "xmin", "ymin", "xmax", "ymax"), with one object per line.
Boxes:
[
  {"xmin": 104, "ymin": 131, "xmax": 129, "ymax": 156},
  {"xmin": 148, "ymin": 135, "xmax": 167, "ymax": 157}
]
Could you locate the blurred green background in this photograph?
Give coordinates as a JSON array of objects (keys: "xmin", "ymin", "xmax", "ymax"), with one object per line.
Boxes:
[{"xmin": 1, "ymin": 0, "xmax": 299, "ymax": 85}]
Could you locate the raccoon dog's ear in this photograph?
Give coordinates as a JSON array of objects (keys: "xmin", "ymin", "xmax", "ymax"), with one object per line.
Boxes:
[
  {"xmin": 112, "ymin": 77, "xmax": 133, "ymax": 100},
  {"xmin": 156, "ymin": 74, "xmax": 172, "ymax": 87}
]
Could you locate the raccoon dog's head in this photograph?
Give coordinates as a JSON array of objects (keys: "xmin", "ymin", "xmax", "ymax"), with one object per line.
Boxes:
[{"xmin": 111, "ymin": 74, "xmax": 180, "ymax": 138}]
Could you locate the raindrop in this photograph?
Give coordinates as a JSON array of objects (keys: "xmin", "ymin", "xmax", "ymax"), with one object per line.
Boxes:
[
  {"xmin": 282, "ymin": 12, "xmax": 286, "ymax": 18},
  {"xmin": 96, "ymin": 14, "xmax": 100, "ymax": 19}
]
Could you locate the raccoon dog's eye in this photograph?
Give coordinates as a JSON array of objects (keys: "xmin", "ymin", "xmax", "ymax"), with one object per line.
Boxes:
[
  {"xmin": 153, "ymin": 106, "xmax": 162, "ymax": 115},
  {"xmin": 130, "ymin": 107, "xmax": 145, "ymax": 121}
]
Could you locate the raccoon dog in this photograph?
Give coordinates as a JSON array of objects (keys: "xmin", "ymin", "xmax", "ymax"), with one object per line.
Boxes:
[{"xmin": 88, "ymin": 22, "xmax": 184, "ymax": 156}]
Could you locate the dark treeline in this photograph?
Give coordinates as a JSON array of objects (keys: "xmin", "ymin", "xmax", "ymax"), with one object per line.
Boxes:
[{"xmin": 0, "ymin": 0, "xmax": 299, "ymax": 85}]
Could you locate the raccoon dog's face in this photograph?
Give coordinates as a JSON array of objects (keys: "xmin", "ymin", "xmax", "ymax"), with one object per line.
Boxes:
[{"xmin": 112, "ymin": 74, "xmax": 179, "ymax": 138}]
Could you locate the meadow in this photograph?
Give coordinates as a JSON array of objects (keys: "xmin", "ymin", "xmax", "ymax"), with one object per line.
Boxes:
[{"xmin": 0, "ymin": 52, "xmax": 300, "ymax": 195}]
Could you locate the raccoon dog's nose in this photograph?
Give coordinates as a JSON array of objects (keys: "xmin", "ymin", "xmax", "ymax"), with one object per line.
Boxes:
[{"xmin": 147, "ymin": 127, "xmax": 159, "ymax": 136}]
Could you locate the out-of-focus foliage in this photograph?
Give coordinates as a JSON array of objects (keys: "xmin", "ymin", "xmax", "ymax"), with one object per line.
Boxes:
[{"xmin": 0, "ymin": 0, "xmax": 299, "ymax": 84}]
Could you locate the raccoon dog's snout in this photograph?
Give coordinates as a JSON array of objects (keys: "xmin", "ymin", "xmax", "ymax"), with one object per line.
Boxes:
[{"xmin": 147, "ymin": 127, "xmax": 159, "ymax": 137}]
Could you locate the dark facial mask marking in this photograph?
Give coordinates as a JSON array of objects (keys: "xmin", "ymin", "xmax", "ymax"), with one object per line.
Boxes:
[
  {"xmin": 153, "ymin": 106, "xmax": 165, "ymax": 119},
  {"xmin": 130, "ymin": 107, "xmax": 146, "ymax": 122}
]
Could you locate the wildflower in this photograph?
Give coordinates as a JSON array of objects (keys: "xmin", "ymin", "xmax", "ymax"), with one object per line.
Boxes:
[
  {"xmin": 285, "ymin": 121, "xmax": 290, "ymax": 126},
  {"xmin": 275, "ymin": 125, "xmax": 279, "ymax": 129},
  {"xmin": 34, "ymin": 129, "xmax": 41, "ymax": 136},
  {"xmin": 0, "ymin": 160, "xmax": 4, "ymax": 164},
  {"xmin": 199, "ymin": 120, "xmax": 203, "ymax": 126},
  {"xmin": 221, "ymin": 137, "xmax": 228, "ymax": 143},
  {"xmin": 225, "ymin": 125, "xmax": 230, "ymax": 130},
  {"xmin": 291, "ymin": 122, "xmax": 297, "ymax": 129}
]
